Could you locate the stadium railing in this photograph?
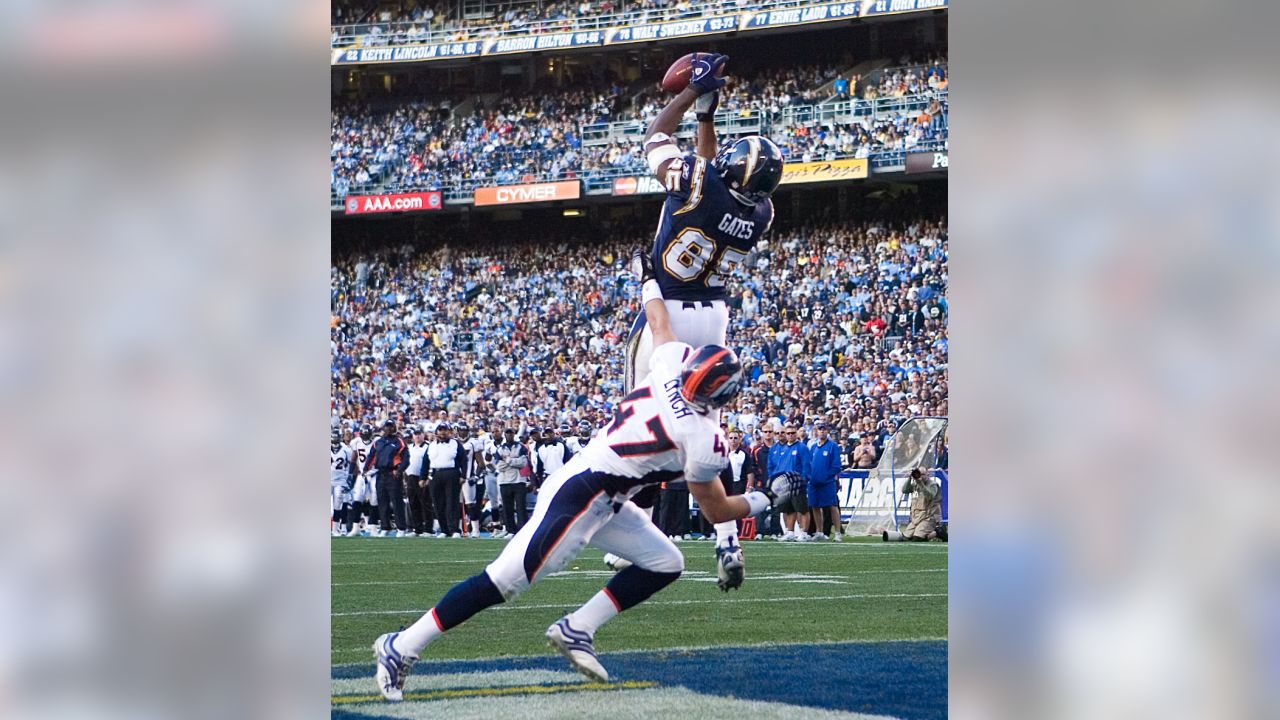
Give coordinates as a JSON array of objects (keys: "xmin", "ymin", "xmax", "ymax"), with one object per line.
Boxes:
[
  {"xmin": 331, "ymin": 0, "xmax": 813, "ymax": 49},
  {"xmin": 580, "ymin": 108, "xmax": 765, "ymax": 146},
  {"xmin": 330, "ymin": 91, "xmax": 949, "ymax": 209}
]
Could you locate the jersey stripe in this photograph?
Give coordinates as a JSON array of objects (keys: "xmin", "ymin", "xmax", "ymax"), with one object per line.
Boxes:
[{"xmin": 672, "ymin": 157, "xmax": 707, "ymax": 216}]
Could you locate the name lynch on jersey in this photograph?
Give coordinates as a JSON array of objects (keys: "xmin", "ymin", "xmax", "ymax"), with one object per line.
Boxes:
[
  {"xmin": 717, "ymin": 213, "xmax": 756, "ymax": 240},
  {"xmin": 663, "ymin": 379, "xmax": 694, "ymax": 420}
]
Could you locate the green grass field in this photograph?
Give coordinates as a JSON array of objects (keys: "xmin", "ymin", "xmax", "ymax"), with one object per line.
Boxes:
[{"xmin": 332, "ymin": 536, "xmax": 947, "ymax": 665}]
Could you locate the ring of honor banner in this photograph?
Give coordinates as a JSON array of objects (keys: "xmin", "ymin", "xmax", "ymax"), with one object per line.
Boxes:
[{"xmin": 332, "ymin": 0, "xmax": 947, "ymax": 65}]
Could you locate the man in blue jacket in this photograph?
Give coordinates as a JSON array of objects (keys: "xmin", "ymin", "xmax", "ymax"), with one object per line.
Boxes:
[
  {"xmin": 807, "ymin": 421, "xmax": 844, "ymax": 541},
  {"xmin": 768, "ymin": 423, "xmax": 811, "ymax": 541}
]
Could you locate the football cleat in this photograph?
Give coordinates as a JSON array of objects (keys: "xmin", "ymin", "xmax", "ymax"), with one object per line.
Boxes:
[
  {"xmin": 715, "ymin": 543, "xmax": 745, "ymax": 592},
  {"xmin": 372, "ymin": 632, "xmax": 417, "ymax": 702},
  {"xmin": 546, "ymin": 617, "xmax": 609, "ymax": 682},
  {"xmin": 602, "ymin": 553, "xmax": 633, "ymax": 572}
]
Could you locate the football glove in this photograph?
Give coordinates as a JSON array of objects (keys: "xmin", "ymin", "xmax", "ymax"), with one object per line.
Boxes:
[
  {"xmin": 693, "ymin": 90, "xmax": 719, "ymax": 122},
  {"xmin": 768, "ymin": 471, "xmax": 805, "ymax": 508},
  {"xmin": 689, "ymin": 53, "xmax": 729, "ymax": 96},
  {"xmin": 630, "ymin": 248, "xmax": 655, "ymax": 283},
  {"xmin": 715, "ymin": 540, "xmax": 745, "ymax": 592}
]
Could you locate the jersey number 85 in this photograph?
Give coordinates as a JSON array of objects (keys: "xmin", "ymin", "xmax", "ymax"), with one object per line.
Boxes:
[{"xmin": 662, "ymin": 228, "xmax": 749, "ymax": 288}]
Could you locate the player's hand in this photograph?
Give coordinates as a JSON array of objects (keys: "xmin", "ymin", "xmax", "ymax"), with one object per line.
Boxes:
[
  {"xmin": 689, "ymin": 53, "xmax": 729, "ymax": 96},
  {"xmin": 715, "ymin": 540, "xmax": 745, "ymax": 592},
  {"xmin": 630, "ymin": 249, "xmax": 655, "ymax": 283},
  {"xmin": 694, "ymin": 90, "xmax": 719, "ymax": 121},
  {"xmin": 764, "ymin": 471, "xmax": 803, "ymax": 508},
  {"xmin": 418, "ymin": 479, "xmax": 427, "ymax": 488}
]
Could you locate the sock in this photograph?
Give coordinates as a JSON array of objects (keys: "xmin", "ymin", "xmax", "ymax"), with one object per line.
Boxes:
[
  {"xmin": 714, "ymin": 520, "xmax": 739, "ymax": 549},
  {"xmin": 470, "ymin": 519, "xmax": 480, "ymax": 535},
  {"xmin": 395, "ymin": 571, "xmax": 505, "ymax": 656},
  {"xmin": 603, "ymin": 565, "xmax": 681, "ymax": 612},
  {"xmin": 566, "ymin": 590, "xmax": 620, "ymax": 635}
]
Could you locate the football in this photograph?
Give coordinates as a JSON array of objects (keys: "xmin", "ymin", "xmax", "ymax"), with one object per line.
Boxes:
[{"xmin": 660, "ymin": 52, "xmax": 723, "ymax": 93}]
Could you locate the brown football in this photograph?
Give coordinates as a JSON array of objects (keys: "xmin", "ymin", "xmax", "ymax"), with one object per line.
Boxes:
[{"xmin": 660, "ymin": 53, "xmax": 722, "ymax": 94}]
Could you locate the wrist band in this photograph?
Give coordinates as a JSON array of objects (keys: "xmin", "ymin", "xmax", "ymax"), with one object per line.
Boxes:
[
  {"xmin": 744, "ymin": 491, "xmax": 772, "ymax": 516},
  {"xmin": 641, "ymin": 279, "xmax": 664, "ymax": 305}
]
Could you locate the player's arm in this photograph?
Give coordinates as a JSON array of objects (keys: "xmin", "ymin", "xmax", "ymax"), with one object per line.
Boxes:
[
  {"xmin": 642, "ymin": 290, "xmax": 677, "ymax": 348},
  {"xmin": 694, "ymin": 92, "xmax": 719, "ymax": 160}
]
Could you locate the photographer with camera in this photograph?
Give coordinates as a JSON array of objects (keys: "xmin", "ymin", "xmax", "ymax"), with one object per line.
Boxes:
[{"xmin": 884, "ymin": 467, "xmax": 945, "ymax": 541}]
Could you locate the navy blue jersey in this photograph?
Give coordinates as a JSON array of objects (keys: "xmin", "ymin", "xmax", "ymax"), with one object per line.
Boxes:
[{"xmin": 649, "ymin": 153, "xmax": 774, "ymax": 302}]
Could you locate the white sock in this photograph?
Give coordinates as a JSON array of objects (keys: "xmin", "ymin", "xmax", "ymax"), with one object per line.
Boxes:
[
  {"xmin": 714, "ymin": 521, "xmax": 739, "ymax": 549},
  {"xmin": 394, "ymin": 607, "xmax": 445, "ymax": 657},
  {"xmin": 567, "ymin": 589, "xmax": 621, "ymax": 635},
  {"xmin": 471, "ymin": 520, "xmax": 480, "ymax": 535}
]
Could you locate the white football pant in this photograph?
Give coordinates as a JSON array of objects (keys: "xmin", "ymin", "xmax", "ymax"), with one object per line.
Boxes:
[{"xmin": 624, "ymin": 298, "xmax": 728, "ymax": 391}]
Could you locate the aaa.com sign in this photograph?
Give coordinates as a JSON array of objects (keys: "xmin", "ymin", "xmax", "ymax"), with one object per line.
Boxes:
[
  {"xmin": 344, "ymin": 191, "xmax": 442, "ymax": 215},
  {"xmin": 473, "ymin": 180, "xmax": 581, "ymax": 206}
]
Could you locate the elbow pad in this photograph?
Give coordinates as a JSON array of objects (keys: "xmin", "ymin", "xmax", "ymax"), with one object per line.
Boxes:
[{"xmin": 646, "ymin": 134, "xmax": 681, "ymax": 174}]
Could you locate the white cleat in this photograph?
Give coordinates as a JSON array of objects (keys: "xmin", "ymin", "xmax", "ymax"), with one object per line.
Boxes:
[
  {"xmin": 796, "ymin": 532, "xmax": 812, "ymax": 543},
  {"xmin": 779, "ymin": 532, "xmax": 794, "ymax": 542},
  {"xmin": 345, "ymin": 526, "xmax": 361, "ymax": 537},
  {"xmin": 372, "ymin": 632, "xmax": 417, "ymax": 702},
  {"xmin": 602, "ymin": 553, "xmax": 633, "ymax": 572},
  {"xmin": 546, "ymin": 617, "xmax": 609, "ymax": 682},
  {"xmin": 451, "ymin": 533, "xmax": 462, "ymax": 539},
  {"xmin": 812, "ymin": 532, "xmax": 829, "ymax": 541}
]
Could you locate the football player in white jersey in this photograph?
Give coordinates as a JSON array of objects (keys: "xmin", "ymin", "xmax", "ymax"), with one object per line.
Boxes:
[
  {"xmin": 331, "ymin": 429, "xmax": 356, "ymax": 536},
  {"xmin": 348, "ymin": 423, "xmax": 376, "ymax": 536},
  {"xmin": 372, "ymin": 275, "xmax": 798, "ymax": 701},
  {"xmin": 565, "ymin": 420, "xmax": 593, "ymax": 455}
]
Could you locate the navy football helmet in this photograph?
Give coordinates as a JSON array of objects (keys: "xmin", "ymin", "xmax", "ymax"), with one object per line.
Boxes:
[
  {"xmin": 359, "ymin": 423, "xmax": 373, "ymax": 441},
  {"xmin": 679, "ymin": 345, "xmax": 744, "ymax": 414},
  {"xmin": 331, "ymin": 429, "xmax": 342, "ymax": 449},
  {"xmin": 713, "ymin": 136, "xmax": 784, "ymax": 206}
]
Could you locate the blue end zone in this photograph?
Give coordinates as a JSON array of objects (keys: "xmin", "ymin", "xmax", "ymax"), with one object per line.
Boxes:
[{"xmin": 333, "ymin": 640, "xmax": 947, "ymax": 720}]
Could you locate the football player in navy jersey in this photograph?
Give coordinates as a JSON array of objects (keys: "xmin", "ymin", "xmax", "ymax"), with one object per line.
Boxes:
[{"xmin": 625, "ymin": 52, "xmax": 785, "ymax": 394}]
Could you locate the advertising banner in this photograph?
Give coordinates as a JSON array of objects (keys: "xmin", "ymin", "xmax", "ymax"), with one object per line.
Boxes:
[
  {"xmin": 839, "ymin": 468, "xmax": 948, "ymax": 523},
  {"xmin": 332, "ymin": 41, "xmax": 481, "ymax": 64},
  {"xmin": 905, "ymin": 151, "xmax": 948, "ymax": 173},
  {"xmin": 778, "ymin": 158, "xmax": 869, "ymax": 185},
  {"xmin": 343, "ymin": 191, "xmax": 442, "ymax": 215},
  {"xmin": 611, "ymin": 175, "xmax": 665, "ymax": 196},
  {"xmin": 483, "ymin": 30, "xmax": 603, "ymax": 55},
  {"xmin": 742, "ymin": 2, "xmax": 860, "ymax": 30},
  {"xmin": 473, "ymin": 180, "xmax": 581, "ymax": 207},
  {"xmin": 605, "ymin": 15, "xmax": 739, "ymax": 45}
]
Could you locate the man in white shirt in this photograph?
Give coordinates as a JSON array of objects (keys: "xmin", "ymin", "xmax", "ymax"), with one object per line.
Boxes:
[{"xmin": 404, "ymin": 427, "xmax": 433, "ymax": 536}]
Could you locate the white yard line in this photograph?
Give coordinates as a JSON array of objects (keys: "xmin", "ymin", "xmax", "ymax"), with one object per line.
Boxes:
[
  {"xmin": 333, "ymin": 592, "xmax": 945, "ymax": 617},
  {"xmin": 333, "ymin": 568, "xmax": 945, "ymax": 587},
  {"xmin": 332, "ymin": 635, "xmax": 949, "ymax": 664}
]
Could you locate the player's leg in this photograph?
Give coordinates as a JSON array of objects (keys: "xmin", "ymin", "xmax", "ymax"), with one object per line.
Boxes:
[
  {"xmin": 460, "ymin": 476, "xmax": 479, "ymax": 537},
  {"xmin": 485, "ymin": 472, "xmax": 503, "ymax": 535},
  {"xmin": 554, "ymin": 501, "xmax": 684, "ymax": 680},
  {"xmin": 623, "ymin": 310, "xmax": 652, "ymax": 393},
  {"xmin": 388, "ymin": 466, "xmax": 614, "ymax": 660}
]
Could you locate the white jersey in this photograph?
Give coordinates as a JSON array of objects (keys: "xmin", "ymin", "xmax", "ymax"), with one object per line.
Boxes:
[
  {"xmin": 330, "ymin": 444, "xmax": 355, "ymax": 484},
  {"xmin": 576, "ymin": 342, "xmax": 728, "ymax": 498},
  {"xmin": 565, "ymin": 436, "xmax": 591, "ymax": 455},
  {"xmin": 350, "ymin": 437, "xmax": 374, "ymax": 476}
]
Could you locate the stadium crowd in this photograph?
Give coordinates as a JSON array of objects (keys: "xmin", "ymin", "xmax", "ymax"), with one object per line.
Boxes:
[
  {"xmin": 332, "ymin": 0, "xmax": 815, "ymax": 47},
  {"xmin": 331, "ymin": 61, "xmax": 948, "ymax": 199},
  {"xmin": 331, "ymin": 214, "xmax": 948, "ymax": 472}
]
